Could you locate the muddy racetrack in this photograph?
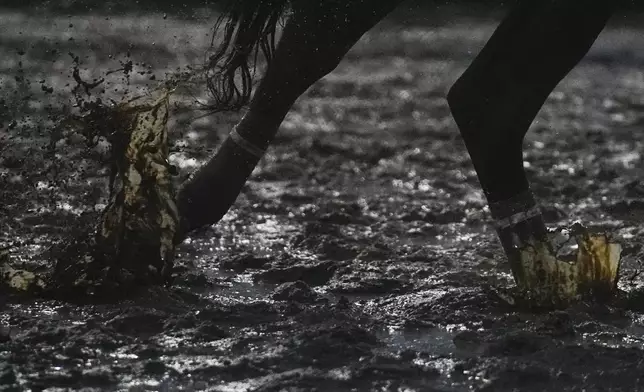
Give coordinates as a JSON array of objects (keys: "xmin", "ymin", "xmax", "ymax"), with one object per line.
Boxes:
[{"xmin": 3, "ymin": 5, "xmax": 644, "ymax": 391}]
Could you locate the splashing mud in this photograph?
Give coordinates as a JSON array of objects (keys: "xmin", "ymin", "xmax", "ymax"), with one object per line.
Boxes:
[{"xmin": 3, "ymin": 7, "xmax": 644, "ymax": 392}]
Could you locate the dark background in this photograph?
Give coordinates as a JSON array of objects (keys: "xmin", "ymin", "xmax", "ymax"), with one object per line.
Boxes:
[{"xmin": 0, "ymin": 0, "xmax": 641, "ymax": 17}]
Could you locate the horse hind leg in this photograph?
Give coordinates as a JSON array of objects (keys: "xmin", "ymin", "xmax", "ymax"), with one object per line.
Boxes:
[
  {"xmin": 176, "ymin": 0, "xmax": 403, "ymax": 238},
  {"xmin": 447, "ymin": 0, "xmax": 616, "ymax": 279}
]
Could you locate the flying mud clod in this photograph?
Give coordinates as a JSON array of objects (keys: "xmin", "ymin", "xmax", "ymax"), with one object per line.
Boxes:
[
  {"xmin": 499, "ymin": 222, "xmax": 622, "ymax": 307},
  {"xmin": 1, "ymin": 88, "xmax": 180, "ymax": 300}
]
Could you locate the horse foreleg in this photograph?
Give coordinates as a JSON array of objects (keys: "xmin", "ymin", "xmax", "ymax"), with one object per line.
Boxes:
[
  {"xmin": 177, "ymin": 0, "xmax": 403, "ymax": 238},
  {"xmin": 447, "ymin": 0, "xmax": 617, "ymax": 280}
]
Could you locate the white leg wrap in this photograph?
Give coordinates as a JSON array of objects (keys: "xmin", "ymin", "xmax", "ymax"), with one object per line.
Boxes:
[
  {"xmin": 493, "ymin": 205, "xmax": 542, "ymax": 230},
  {"xmin": 489, "ymin": 191, "xmax": 542, "ymax": 230}
]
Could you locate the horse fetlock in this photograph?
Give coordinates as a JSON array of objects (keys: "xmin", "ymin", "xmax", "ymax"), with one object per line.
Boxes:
[
  {"xmin": 448, "ymin": 73, "xmax": 528, "ymax": 197},
  {"xmin": 176, "ymin": 136, "xmax": 262, "ymax": 237},
  {"xmin": 495, "ymin": 213, "xmax": 551, "ymax": 288},
  {"xmin": 489, "ymin": 190, "xmax": 549, "ymax": 248}
]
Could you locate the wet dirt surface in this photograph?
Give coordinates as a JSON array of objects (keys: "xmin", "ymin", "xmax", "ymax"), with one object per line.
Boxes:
[{"xmin": 3, "ymin": 6, "xmax": 644, "ymax": 391}]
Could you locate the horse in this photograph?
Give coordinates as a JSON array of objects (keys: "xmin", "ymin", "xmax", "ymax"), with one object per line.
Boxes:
[{"xmin": 175, "ymin": 0, "xmax": 619, "ymax": 284}]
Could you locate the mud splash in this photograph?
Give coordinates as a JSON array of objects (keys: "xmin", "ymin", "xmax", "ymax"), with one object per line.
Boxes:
[{"xmin": 3, "ymin": 9, "xmax": 644, "ymax": 392}]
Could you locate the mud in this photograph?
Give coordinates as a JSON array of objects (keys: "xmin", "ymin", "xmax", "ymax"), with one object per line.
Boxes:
[{"xmin": 3, "ymin": 7, "xmax": 644, "ymax": 392}]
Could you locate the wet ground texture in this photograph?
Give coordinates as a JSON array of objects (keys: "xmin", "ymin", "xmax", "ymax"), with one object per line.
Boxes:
[{"xmin": 3, "ymin": 6, "xmax": 644, "ymax": 391}]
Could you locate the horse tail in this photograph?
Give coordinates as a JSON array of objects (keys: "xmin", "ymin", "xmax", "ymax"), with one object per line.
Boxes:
[{"xmin": 205, "ymin": 0, "xmax": 290, "ymax": 112}]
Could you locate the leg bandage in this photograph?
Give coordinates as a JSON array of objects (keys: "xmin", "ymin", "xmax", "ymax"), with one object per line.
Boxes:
[{"xmin": 489, "ymin": 190, "xmax": 542, "ymax": 230}]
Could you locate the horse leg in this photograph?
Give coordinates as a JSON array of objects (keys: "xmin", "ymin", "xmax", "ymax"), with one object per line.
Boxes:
[
  {"xmin": 177, "ymin": 0, "xmax": 403, "ymax": 237},
  {"xmin": 447, "ymin": 0, "xmax": 617, "ymax": 280}
]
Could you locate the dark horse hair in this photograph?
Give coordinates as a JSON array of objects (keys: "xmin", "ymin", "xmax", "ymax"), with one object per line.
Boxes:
[{"xmin": 205, "ymin": 0, "xmax": 291, "ymax": 112}]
